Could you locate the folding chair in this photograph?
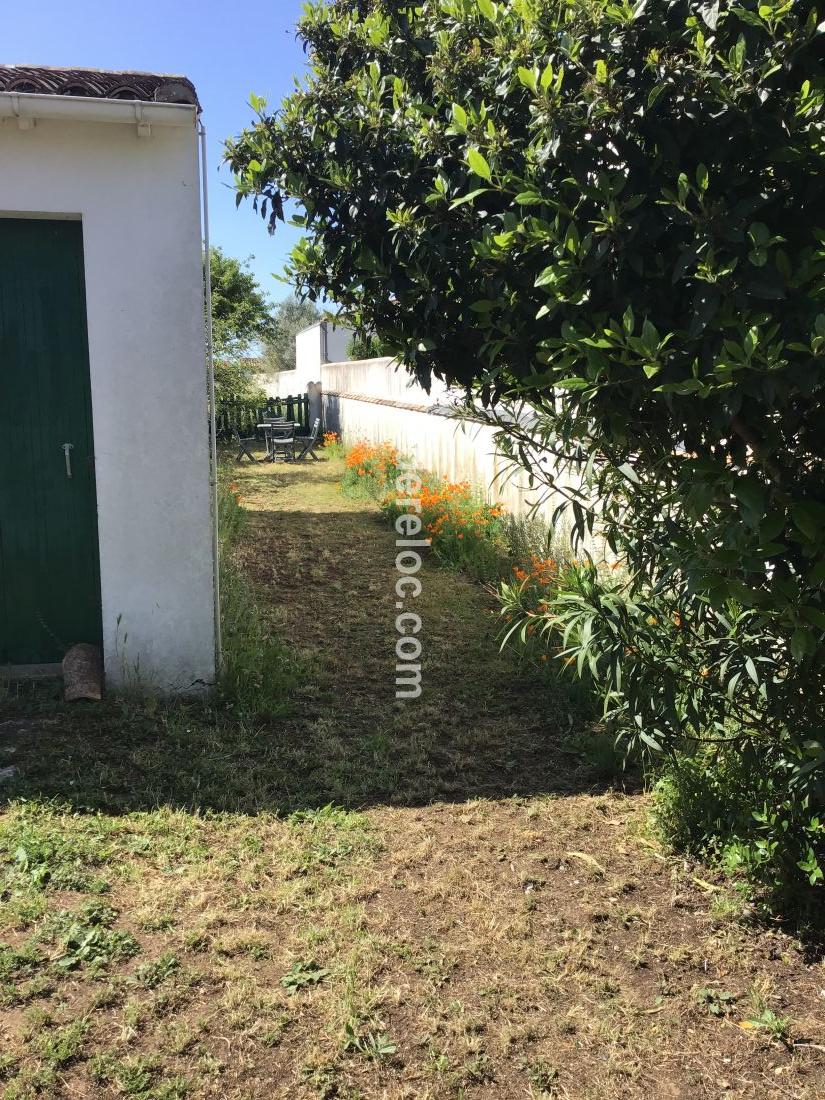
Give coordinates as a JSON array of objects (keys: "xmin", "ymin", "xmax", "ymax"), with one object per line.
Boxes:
[
  {"xmin": 294, "ymin": 417, "xmax": 322, "ymax": 462},
  {"xmin": 232, "ymin": 427, "xmax": 257, "ymax": 464},
  {"xmin": 259, "ymin": 418, "xmax": 287, "ymax": 460},
  {"xmin": 266, "ymin": 424, "xmax": 296, "ymax": 462}
]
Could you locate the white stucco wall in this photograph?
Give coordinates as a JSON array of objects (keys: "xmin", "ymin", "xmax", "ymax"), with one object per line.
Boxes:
[
  {"xmin": 322, "ymin": 358, "xmax": 608, "ymax": 558},
  {"xmin": 323, "ymin": 323, "xmax": 352, "ymax": 366},
  {"xmin": 322, "ymin": 356, "xmax": 454, "ymax": 404},
  {"xmin": 0, "ymin": 111, "xmax": 216, "ymax": 692},
  {"xmin": 265, "ymin": 321, "xmax": 354, "ymax": 398}
]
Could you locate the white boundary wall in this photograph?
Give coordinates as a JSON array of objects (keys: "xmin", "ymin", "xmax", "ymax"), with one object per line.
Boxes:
[{"xmin": 321, "ymin": 358, "xmax": 590, "ymax": 539}]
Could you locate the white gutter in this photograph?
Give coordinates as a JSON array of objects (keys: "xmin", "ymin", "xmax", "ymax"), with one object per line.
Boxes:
[
  {"xmin": 0, "ymin": 91, "xmax": 196, "ymax": 131},
  {"xmin": 198, "ymin": 121, "xmax": 222, "ymax": 677}
]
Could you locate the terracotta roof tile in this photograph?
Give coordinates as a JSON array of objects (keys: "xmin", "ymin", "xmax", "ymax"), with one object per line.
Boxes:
[{"xmin": 0, "ymin": 65, "xmax": 199, "ymax": 108}]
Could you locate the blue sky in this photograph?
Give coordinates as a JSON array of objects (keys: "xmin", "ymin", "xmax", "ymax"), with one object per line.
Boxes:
[{"xmin": 4, "ymin": 0, "xmax": 310, "ymax": 304}]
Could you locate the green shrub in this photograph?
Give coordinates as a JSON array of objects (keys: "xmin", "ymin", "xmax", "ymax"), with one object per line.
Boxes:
[
  {"xmin": 499, "ymin": 561, "xmax": 824, "ymax": 903},
  {"xmin": 653, "ymin": 745, "xmax": 824, "ymax": 910},
  {"xmin": 340, "ymin": 441, "xmax": 568, "ymax": 582},
  {"xmin": 382, "ymin": 474, "xmax": 509, "ymax": 581}
]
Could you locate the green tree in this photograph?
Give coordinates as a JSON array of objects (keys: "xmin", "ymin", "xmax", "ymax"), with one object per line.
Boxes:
[
  {"xmin": 226, "ymin": 1, "xmax": 825, "ymax": 902},
  {"xmin": 346, "ymin": 331, "xmax": 395, "ymax": 361},
  {"xmin": 263, "ymin": 294, "xmax": 321, "ymax": 374},
  {"xmin": 209, "ymin": 247, "xmax": 278, "ymax": 406},
  {"xmin": 210, "ymin": 246, "xmax": 277, "ymax": 361}
]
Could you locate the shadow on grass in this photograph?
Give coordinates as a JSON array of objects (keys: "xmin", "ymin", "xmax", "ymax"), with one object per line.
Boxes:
[
  {"xmin": 0, "ymin": 494, "xmax": 633, "ymax": 818},
  {"xmin": 1, "ymin": 450, "xmax": 637, "ymax": 814}
]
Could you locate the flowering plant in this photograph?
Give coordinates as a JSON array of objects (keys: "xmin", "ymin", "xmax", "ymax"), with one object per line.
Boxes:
[
  {"xmin": 322, "ymin": 430, "xmax": 343, "ymax": 459},
  {"xmin": 341, "ymin": 441, "xmax": 401, "ymax": 498},
  {"xmin": 382, "ymin": 475, "xmax": 508, "ymax": 579}
]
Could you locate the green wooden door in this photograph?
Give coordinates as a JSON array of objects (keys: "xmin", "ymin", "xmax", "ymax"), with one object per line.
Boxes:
[{"xmin": 0, "ymin": 218, "xmax": 102, "ymax": 665}]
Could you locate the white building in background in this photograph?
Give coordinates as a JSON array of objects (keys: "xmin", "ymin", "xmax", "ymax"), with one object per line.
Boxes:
[
  {"xmin": 0, "ymin": 65, "xmax": 217, "ymax": 693},
  {"xmin": 266, "ymin": 320, "xmax": 353, "ymax": 398}
]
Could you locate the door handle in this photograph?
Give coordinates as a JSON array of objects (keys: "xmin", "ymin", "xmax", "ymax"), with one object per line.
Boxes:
[{"xmin": 61, "ymin": 442, "xmax": 74, "ymax": 479}]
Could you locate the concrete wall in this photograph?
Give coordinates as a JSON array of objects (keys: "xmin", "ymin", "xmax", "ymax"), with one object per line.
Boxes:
[
  {"xmin": 321, "ymin": 358, "xmax": 598, "ymax": 550},
  {"xmin": 320, "ymin": 356, "xmax": 454, "ymax": 404},
  {"xmin": 0, "ymin": 112, "xmax": 216, "ymax": 691}
]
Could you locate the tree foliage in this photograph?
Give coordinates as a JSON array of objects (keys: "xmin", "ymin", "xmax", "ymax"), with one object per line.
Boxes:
[
  {"xmin": 262, "ymin": 294, "xmax": 321, "ymax": 373},
  {"xmin": 346, "ymin": 331, "xmax": 396, "ymax": 360},
  {"xmin": 227, "ymin": 0, "xmax": 825, "ymax": 901},
  {"xmin": 210, "ymin": 247, "xmax": 277, "ymax": 361},
  {"xmin": 209, "ymin": 247, "xmax": 277, "ymax": 405}
]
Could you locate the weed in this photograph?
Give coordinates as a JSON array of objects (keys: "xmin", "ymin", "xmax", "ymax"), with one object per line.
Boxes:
[
  {"xmin": 218, "ymin": 557, "xmax": 300, "ymax": 718},
  {"xmin": 288, "ymin": 804, "xmax": 377, "ymax": 871},
  {"xmin": 280, "ymin": 959, "xmax": 330, "ymax": 995},
  {"xmin": 300, "ymin": 1057, "xmax": 345, "ymax": 1097},
  {"xmin": 1, "ymin": 805, "xmax": 112, "ymax": 893},
  {"xmin": 342, "ymin": 1022, "xmax": 397, "ymax": 1059},
  {"xmin": 525, "ymin": 1057, "xmax": 559, "ymax": 1093},
  {"xmin": 90, "ymin": 1053, "xmax": 190, "ymax": 1099},
  {"xmin": 49, "ymin": 907, "xmax": 139, "ymax": 972},
  {"xmin": 216, "ymin": 471, "xmax": 300, "ymax": 718},
  {"xmin": 695, "ymin": 987, "xmax": 737, "ymax": 1017},
  {"xmin": 33, "ymin": 1018, "xmax": 89, "ymax": 1068},
  {"xmin": 570, "ymin": 728, "xmax": 627, "ymax": 782},
  {"xmin": 0, "ymin": 942, "xmax": 42, "ymax": 983},
  {"xmin": 462, "ymin": 1051, "xmax": 494, "ymax": 1083},
  {"xmin": 133, "ymin": 952, "xmax": 180, "ymax": 990},
  {"xmin": 741, "ymin": 1008, "xmax": 793, "ymax": 1046}
]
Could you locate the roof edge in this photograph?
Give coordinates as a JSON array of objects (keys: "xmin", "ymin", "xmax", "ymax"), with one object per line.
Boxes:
[{"xmin": 0, "ymin": 65, "xmax": 199, "ymax": 109}]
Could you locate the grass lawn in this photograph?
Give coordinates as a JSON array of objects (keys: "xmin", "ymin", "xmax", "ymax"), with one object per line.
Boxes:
[{"xmin": 0, "ymin": 452, "xmax": 823, "ymax": 1099}]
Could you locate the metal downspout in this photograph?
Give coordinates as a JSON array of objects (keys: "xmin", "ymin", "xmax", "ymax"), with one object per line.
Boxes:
[{"xmin": 198, "ymin": 121, "xmax": 222, "ymax": 676}]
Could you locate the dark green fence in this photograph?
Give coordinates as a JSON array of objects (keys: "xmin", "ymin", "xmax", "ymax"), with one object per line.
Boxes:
[{"xmin": 216, "ymin": 395, "xmax": 310, "ymax": 440}]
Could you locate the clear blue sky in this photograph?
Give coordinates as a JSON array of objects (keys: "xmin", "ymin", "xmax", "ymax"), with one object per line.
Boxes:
[{"xmin": 3, "ymin": 0, "xmax": 310, "ymax": 304}]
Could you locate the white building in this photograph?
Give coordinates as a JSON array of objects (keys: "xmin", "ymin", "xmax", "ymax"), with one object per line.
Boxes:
[
  {"xmin": 0, "ymin": 65, "xmax": 217, "ymax": 693},
  {"xmin": 266, "ymin": 320, "xmax": 352, "ymax": 398}
]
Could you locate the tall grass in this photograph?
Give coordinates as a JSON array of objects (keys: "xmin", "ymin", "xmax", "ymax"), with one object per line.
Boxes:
[{"xmin": 216, "ymin": 469, "xmax": 299, "ymax": 716}]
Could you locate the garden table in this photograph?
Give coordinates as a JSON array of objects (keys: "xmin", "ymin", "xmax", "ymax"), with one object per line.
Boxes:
[{"xmin": 258, "ymin": 422, "xmax": 302, "ymax": 462}]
